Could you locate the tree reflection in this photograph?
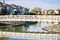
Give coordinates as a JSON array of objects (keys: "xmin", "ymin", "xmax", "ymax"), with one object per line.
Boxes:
[{"xmin": 0, "ymin": 21, "xmax": 37, "ymax": 32}]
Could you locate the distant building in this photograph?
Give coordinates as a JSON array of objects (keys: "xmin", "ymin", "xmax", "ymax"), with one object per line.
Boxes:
[
  {"xmin": 10, "ymin": 4, "xmax": 19, "ymax": 15},
  {"xmin": 14, "ymin": 6, "xmax": 29, "ymax": 15},
  {"xmin": 42, "ymin": 10, "xmax": 47, "ymax": 15},
  {"xmin": 1, "ymin": 5, "xmax": 14, "ymax": 15},
  {"xmin": 0, "ymin": 2, "xmax": 2, "ymax": 7},
  {"xmin": 0, "ymin": 2, "xmax": 3, "ymax": 14},
  {"xmin": 10, "ymin": 4, "xmax": 17, "ymax": 11},
  {"xmin": 31, "ymin": 7, "xmax": 42, "ymax": 15},
  {"xmin": 16, "ymin": 7, "xmax": 23, "ymax": 15},
  {"xmin": 57, "ymin": 9, "xmax": 60, "ymax": 15},
  {"xmin": 46, "ymin": 10, "xmax": 50, "ymax": 14},
  {"xmin": 34, "ymin": 7, "xmax": 42, "ymax": 15},
  {"xmin": 55, "ymin": 10, "xmax": 59, "ymax": 15},
  {"xmin": 48, "ymin": 9, "xmax": 55, "ymax": 15},
  {"xmin": 0, "ymin": 2, "xmax": 60, "ymax": 15},
  {"xmin": 47, "ymin": 9, "xmax": 59, "ymax": 15},
  {"xmin": 10, "ymin": 4, "xmax": 29, "ymax": 15},
  {"xmin": 24, "ymin": 8, "xmax": 30, "ymax": 15},
  {"xmin": 0, "ymin": 2, "xmax": 30, "ymax": 15},
  {"xmin": 31, "ymin": 7, "xmax": 60, "ymax": 15},
  {"xmin": 0, "ymin": 2, "xmax": 14, "ymax": 15},
  {"xmin": 31, "ymin": 9, "xmax": 37, "ymax": 14}
]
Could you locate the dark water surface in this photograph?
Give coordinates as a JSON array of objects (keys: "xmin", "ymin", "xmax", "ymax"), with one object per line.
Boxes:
[
  {"xmin": 0, "ymin": 22, "xmax": 59, "ymax": 40},
  {"xmin": 0, "ymin": 21, "xmax": 57, "ymax": 32}
]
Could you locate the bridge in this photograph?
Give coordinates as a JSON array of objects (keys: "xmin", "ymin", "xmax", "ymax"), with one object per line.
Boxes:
[
  {"xmin": 0, "ymin": 21, "xmax": 25, "ymax": 25},
  {"xmin": 0, "ymin": 15, "xmax": 60, "ymax": 25},
  {"xmin": 0, "ymin": 15, "xmax": 60, "ymax": 22},
  {"xmin": 0, "ymin": 15, "xmax": 60, "ymax": 40},
  {"xmin": 0, "ymin": 31, "xmax": 60, "ymax": 40}
]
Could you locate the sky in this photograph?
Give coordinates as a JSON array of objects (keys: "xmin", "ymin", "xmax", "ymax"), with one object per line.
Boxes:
[{"xmin": 0, "ymin": 0, "xmax": 60, "ymax": 10}]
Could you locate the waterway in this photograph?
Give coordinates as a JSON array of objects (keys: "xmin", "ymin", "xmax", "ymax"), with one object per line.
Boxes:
[
  {"xmin": 0, "ymin": 21, "xmax": 59, "ymax": 40},
  {"xmin": 0, "ymin": 21, "xmax": 57, "ymax": 32},
  {"xmin": 0, "ymin": 34, "xmax": 60, "ymax": 40}
]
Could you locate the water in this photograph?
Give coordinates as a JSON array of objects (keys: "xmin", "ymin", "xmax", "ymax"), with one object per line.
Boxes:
[
  {"xmin": 0, "ymin": 22, "xmax": 57, "ymax": 32},
  {"xmin": 8, "ymin": 38, "xmax": 29, "ymax": 40},
  {"xmin": 14, "ymin": 22, "xmax": 56, "ymax": 32},
  {"xmin": 0, "ymin": 35, "xmax": 60, "ymax": 40},
  {"xmin": 0, "ymin": 22, "xmax": 59, "ymax": 40},
  {"xmin": 27, "ymin": 23, "xmax": 54, "ymax": 32},
  {"xmin": 8, "ymin": 35, "xmax": 60, "ymax": 40}
]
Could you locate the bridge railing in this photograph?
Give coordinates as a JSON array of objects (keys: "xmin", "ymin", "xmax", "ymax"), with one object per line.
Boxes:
[{"xmin": 0, "ymin": 15, "xmax": 60, "ymax": 22}]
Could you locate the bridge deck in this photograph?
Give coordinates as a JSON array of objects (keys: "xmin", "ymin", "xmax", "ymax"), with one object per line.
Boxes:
[
  {"xmin": 0, "ymin": 21, "xmax": 25, "ymax": 25},
  {"xmin": 0, "ymin": 31, "xmax": 60, "ymax": 39},
  {"xmin": 0, "ymin": 15, "xmax": 60, "ymax": 22}
]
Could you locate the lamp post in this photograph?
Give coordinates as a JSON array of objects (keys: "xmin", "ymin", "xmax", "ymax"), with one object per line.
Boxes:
[
  {"xmin": 3, "ymin": 0, "xmax": 5, "ymax": 3},
  {"xmin": 2, "ymin": 0, "xmax": 5, "ymax": 6}
]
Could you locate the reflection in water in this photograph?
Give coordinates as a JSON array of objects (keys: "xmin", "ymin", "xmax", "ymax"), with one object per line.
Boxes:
[
  {"xmin": 27, "ymin": 22, "xmax": 57, "ymax": 32},
  {"xmin": 0, "ymin": 35, "xmax": 60, "ymax": 40},
  {"xmin": 0, "ymin": 21, "xmax": 58, "ymax": 32},
  {"xmin": 8, "ymin": 35, "xmax": 60, "ymax": 40},
  {"xmin": 0, "ymin": 37, "xmax": 8, "ymax": 40},
  {"xmin": 0, "ymin": 22, "xmax": 60, "ymax": 40}
]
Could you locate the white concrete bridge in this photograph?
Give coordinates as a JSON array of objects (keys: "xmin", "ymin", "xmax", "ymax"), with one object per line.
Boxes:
[
  {"xmin": 0, "ymin": 15, "xmax": 60, "ymax": 22},
  {"xmin": 0, "ymin": 15, "xmax": 60, "ymax": 40},
  {"xmin": 0, "ymin": 21, "xmax": 25, "ymax": 25},
  {"xmin": 0, "ymin": 31, "xmax": 60, "ymax": 40}
]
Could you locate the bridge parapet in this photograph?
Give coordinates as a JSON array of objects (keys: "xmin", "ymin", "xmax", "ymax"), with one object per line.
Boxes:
[
  {"xmin": 0, "ymin": 15, "xmax": 60, "ymax": 22},
  {"xmin": 0, "ymin": 31, "xmax": 60, "ymax": 39}
]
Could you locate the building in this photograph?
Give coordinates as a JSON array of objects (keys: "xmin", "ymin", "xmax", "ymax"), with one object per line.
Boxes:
[
  {"xmin": 1, "ymin": 4, "xmax": 14, "ymax": 15},
  {"xmin": 23, "ymin": 8, "xmax": 30, "ymax": 15},
  {"xmin": 31, "ymin": 7, "xmax": 42, "ymax": 15},
  {"xmin": 48, "ymin": 9, "xmax": 55, "ymax": 15},
  {"xmin": 10, "ymin": 4, "xmax": 17, "ymax": 12},
  {"xmin": 0, "ymin": 2, "xmax": 3, "ymax": 14},
  {"xmin": 55, "ymin": 10, "xmax": 59, "ymax": 15},
  {"xmin": 0, "ymin": 2, "xmax": 30, "ymax": 15},
  {"xmin": 10, "ymin": 4, "xmax": 19, "ymax": 15},
  {"xmin": 31, "ymin": 9, "xmax": 37, "ymax": 14},
  {"xmin": 11, "ymin": 4, "xmax": 29, "ymax": 15},
  {"xmin": 0, "ymin": 2, "xmax": 14, "ymax": 15},
  {"xmin": 41, "ymin": 9, "xmax": 47, "ymax": 15},
  {"xmin": 31, "ymin": 7, "xmax": 60, "ymax": 15},
  {"xmin": 0, "ymin": 2, "xmax": 3, "ymax": 9},
  {"xmin": 57, "ymin": 9, "xmax": 60, "ymax": 15}
]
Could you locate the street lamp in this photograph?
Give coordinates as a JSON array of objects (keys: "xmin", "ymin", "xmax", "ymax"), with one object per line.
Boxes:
[{"xmin": 3, "ymin": 0, "xmax": 5, "ymax": 3}]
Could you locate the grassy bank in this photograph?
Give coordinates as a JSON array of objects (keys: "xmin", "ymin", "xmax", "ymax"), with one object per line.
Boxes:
[{"xmin": 0, "ymin": 37, "xmax": 8, "ymax": 40}]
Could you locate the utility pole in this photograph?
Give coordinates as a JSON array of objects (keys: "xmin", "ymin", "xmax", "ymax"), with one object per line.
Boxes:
[
  {"xmin": 2, "ymin": 0, "xmax": 6, "ymax": 6},
  {"xmin": 3, "ymin": 0, "xmax": 5, "ymax": 3}
]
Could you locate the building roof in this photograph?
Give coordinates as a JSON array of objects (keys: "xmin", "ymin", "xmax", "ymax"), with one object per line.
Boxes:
[
  {"xmin": 33, "ymin": 7, "xmax": 41, "ymax": 11},
  {"xmin": 10, "ymin": 4, "xmax": 18, "ymax": 9},
  {"xmin": 0, "ymin": 2, "xmax": 8, "ymax": 6},
  {"xmin": 0, "ymin": 2, "xmax": 29, "ymax": 10}
]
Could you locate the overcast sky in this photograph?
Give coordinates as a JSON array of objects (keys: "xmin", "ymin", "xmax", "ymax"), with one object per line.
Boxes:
[{"xmin": 0, "ymin": 0, "xmax": 60, "ymax": 9}]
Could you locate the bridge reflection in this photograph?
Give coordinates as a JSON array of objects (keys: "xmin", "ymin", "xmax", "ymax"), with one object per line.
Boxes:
[{"xmin": 0, "ymin": 21, "xmax": 59, "ymax": 33}]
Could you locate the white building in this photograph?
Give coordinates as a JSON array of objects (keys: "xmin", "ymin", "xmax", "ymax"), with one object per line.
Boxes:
[{"xmin": 55, "ymin": 10, "xmax": 59, "ymax": 14}]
